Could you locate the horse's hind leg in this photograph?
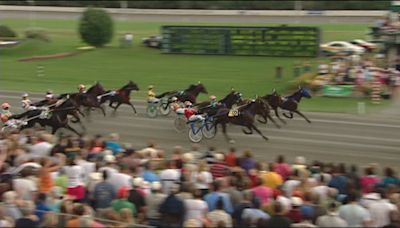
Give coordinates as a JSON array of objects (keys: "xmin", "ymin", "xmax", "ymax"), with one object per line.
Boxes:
[
  {"xmin": 65, "ymin": 124, "xmax": 82, "ymax": 137},
  {"xmin": 251, "ymin": 123, "xmax": 269, "ymax": 141},
  {"xmin": 242, "ymin": 127, "xmax": 253, "ymax": 134},
  {"xmin": 274, "ymin": 109, "xmax": 286, "ymax": 124},
  {"xmin": 294, "ymin": 110, "xmax": 311, "ymax": 123},
  {"xmin": 267, "ymin": 113, "xmax": 281, "ymax": 129},
  {"xmin": 98, "ymin": 106, "xmax": 106, "ymax": 116},
  {"xmin": 257, "ymin": 115, "xmax": 267, "ymax": 124},
  {"xmin": 221, "ymin": 123, "xmax": 234, "ymax": 144},
  {"xmin": 282, "ymin": 111, "xmax": 294, "ymax": 119}
]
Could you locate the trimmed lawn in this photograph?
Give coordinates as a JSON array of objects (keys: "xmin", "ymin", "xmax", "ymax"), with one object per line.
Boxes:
[{"xmin": 0, "ymin": 19, "xmax": 390, "ymax": 113}]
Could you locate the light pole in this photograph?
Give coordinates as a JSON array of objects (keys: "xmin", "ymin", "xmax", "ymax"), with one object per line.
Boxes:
[{"xmin": 27, "ymin": 0, "xmax": 36, "ymax": 28}]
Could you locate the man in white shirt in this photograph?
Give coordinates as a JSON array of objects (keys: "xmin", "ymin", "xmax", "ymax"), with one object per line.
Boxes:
[
  {"xmin": 367, "ymin": 190, "xmax": 398, "ymax": 227},
  {"xmin": 107, "ymin": 164, "xmax": 133, "ymax": 192},
  {"xmin": 13, "ymin": 168, "xmax": 38, "ymax": 201},
  {"xmin": 338, "ymin": 192, "xmax": 371, "ymax": 227},
  {"xmin": 316, "ymin": 202, "xmax": 347, "ymax": 227},
  {"xmin": 29, "ymin": 134, "xmax": 53, "ymax": 158},
  {"xmin": 160, "ymin": 160, "xmax": 181, "ymax": 195}
]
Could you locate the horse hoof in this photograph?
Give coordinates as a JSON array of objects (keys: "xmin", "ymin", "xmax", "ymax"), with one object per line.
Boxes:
[{"xmin": 229, "ymin": 139, "xmax": 235, "ymax": 144}]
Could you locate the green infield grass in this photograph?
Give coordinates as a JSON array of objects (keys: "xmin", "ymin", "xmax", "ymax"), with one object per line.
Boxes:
[{"xmin": 0, "ymin": 18, "xmax": 391, "ymax": 113}]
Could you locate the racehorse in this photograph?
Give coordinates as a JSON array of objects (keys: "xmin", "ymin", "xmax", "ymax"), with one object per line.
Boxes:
[
  {"xmin": 8, "ymin": 98, "xmax": 84, "ymax": 136},
  {"xmin": 279, "ymin": 87, "xmax": 312, "ymax": 123},
  {"xmin": 59, "ymin": 82, "xmax": 107, "ymax": 116},
  {"xmin": 264, "ymin": 87, "xmax": 312, "ymax": 123},
  {"xmin": 238, "ymin": 97, "xmax": 281, "ymax": 129},
  {"xmin": 263, "ymin": 89, "xmax": 287, "ymax": 124},
  {"xmin": 213, "ymin": 97, "xmax": 270, "ymax": 143},
  {"xmin": 155, "ymin": 82, "xmax": 208, "ymax": 104},
  {"xmin": 196, "ymin": 90, "xmax": 243, "ymax": 117},
  {"xmin": 99, "ymin": 80, "xmax": 139, "ymax": 114}
]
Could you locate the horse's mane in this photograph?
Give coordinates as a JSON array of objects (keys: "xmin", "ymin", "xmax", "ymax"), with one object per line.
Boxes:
[
  {"xmin": 87, "ymin": 83, "xmax": 103, "ymax": 93},
  {"xmin": 185, "ymin": 84, "xmax": 197, "ymax": 92},
  {"xmin": 285, "ymin": 89, "xmax": 301, "ymax": 99},
  {"xmin": 219, "ymin": 91, "xmax": 235, "ymax": 103}
]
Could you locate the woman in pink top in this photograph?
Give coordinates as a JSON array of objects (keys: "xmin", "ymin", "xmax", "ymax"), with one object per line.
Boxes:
[
  {"xmin": 360, "ymin": 167, "xmax": 380, "ymax": 194},
  {"xmin": 273, "ymin": 155, "xmax": 292, "ymax": 180},
  {"xmin": 251, "ymin": 178, "xmax": 273, "ymax": 206}
]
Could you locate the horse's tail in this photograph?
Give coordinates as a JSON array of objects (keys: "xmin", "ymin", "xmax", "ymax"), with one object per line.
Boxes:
[{"xmin": 155, "ymin": 91, "xmax": 177, "ymax": 99}]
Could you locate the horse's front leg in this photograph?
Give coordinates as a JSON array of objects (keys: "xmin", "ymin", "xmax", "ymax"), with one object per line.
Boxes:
[
  {"xmin": 251, "ymin": 123, "xmax": 269, "ymax": 141},
  {"xmin": 266, "ymin": 113, "xmax": 281, "ymax": 129},
  {"xmin": 127, "ymin": 101, "xmax": 137, "ymax": 114},
  {"xmin": 294, "ymin": 110, "xmax": 311, "ymax": 123}
]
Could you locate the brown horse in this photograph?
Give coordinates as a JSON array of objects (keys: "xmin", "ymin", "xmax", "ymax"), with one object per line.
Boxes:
[
  {"xmin": 156, "ymin": 82, "xmax": 208, "ymax": 104},
  {"xmin": 99, "ymin": 80, "xmax": 140, "ymax": 114},
  {"xmin": 196, "ymin": 90, "xmax": 243, "ymax": 116},
  {"xmin": 59, "ymin": 82, "xmax": 107, "ymax": 116},
  {"xmin": 9, "ymin": 98, "xmax": 85, "ymax": 136},
  {"xmin": 263, "ymin": 89, "xmax": 287, "ymax": 124},
  {"xmin": 213, "ymin": 97, "xmax": 270, "ymax": 143},
  {"xmin": 238, "ymin": 97, "xmax": 281, "ymax": 129}
]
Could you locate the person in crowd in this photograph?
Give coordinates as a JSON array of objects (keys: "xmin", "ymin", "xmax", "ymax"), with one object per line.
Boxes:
[
  {"xmin": 92, "ymin": 170, "xmax": 116, "ymax": 212},
  {"xmin": 204, "ymin": 180, "xmax": 234, "ymax": 214},
  {"xmin": 159, "ymin": 184, "xmax": 185, "ymax": 228},
  {"xmin": 338, "ymin": 191, "xmax": 372, "ymax": 227},
  {"xmin": 206, "ymin": 197, "xmax": 233, "ymax": 227}
]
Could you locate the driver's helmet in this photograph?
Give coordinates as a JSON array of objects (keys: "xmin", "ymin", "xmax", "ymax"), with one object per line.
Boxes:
[
  {"xmin": 210, "ymin": 95, "xmax": 217, "ymax": 100},
  {"xmin": 148, "ymin": 85, "xmax": 154, "ymax": 90},
  {"xmin": 171, "ymin": 97, "xmax": 178, "ymax": 102},
  {"xmin": 46, "ymin": 90, "xmax": 53, "ymax": 95},
  {"xmin": 184, "ymin": 101, "xmax": 193, "ymax": 107},
  {"xmin": 78, "ymin": 84, "xmax": 86, "ymax": 90},
  {"xmin": 22, "ymin": 93, "xmax": 29, "ymax": 98},
  {"xmin": 1, "ymin": 103, "xmax": 10, "ymax": 109}
]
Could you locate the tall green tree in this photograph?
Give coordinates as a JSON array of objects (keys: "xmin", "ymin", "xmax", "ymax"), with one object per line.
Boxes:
[{"xmin": 78, "ymin": 7, "xmax": 114, "ymax": 47}]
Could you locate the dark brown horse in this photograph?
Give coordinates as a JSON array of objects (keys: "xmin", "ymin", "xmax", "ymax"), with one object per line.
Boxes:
[
  {"xmin": 238, "ymin": 97, "xmax": 281, "ymax": 129},
  {"xmin": 9, "ymin": 98, "xmax": 85, "ymax": 136},
  {"xmin": 155, "ymin": 82, "xmax": 208, "ymax": 104},
  {"xmin": 263, "ymin": 89, "xmax": 287, "ymax": 124},
  {"xmin": 264, "ymin": 88, "xmax": 312, "ymax": 123},
  {"xmin": 59, "ymin": 82, "xmax": 107, "ymax": 116},
  {"xmin": 99, "ymin": 80, "xmax": 140, "ymax": 114},
  {"xmin": 196, "ymin": 90, "xmax": 243, "ymax": 116},
  {"xmin": 213, "ymin": 97, "xmax": 270, "ymax": 143}
]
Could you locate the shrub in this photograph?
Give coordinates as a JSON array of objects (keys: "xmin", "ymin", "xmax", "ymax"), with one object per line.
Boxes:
[
  {"xmin": 25, "ymin": 28, "xmax": 50, "ymax": 42},
  {"xmin": 0, "ymin": 25, "xmax": 17, "ymax": 38},
  {"xmin": 78, "ymin": 8, "xmax": 113, "ymax": 47}
]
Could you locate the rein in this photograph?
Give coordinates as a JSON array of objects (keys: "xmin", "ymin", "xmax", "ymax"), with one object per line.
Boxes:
[{"xmin": 96, "ymin": 91, "xmax": 116, "ymax": 100}]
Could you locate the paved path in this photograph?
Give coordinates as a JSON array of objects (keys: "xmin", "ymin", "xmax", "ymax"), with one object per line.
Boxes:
[
  {"xmin": 0, "ymin": 6, "xmax": 382, "ymax": 24},
  {"xmin": 1, "ymin": 91, "xmax": 399, "ymax": 170}
]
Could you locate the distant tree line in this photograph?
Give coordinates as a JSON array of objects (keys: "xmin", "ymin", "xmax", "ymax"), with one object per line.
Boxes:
[{"xmin": 0, "ymin": 1, "xmax": 392, "ymax": 10}]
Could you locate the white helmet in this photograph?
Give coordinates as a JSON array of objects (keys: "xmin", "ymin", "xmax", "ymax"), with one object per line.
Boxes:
[
  {"xmin": 184, "ymin": 101, "xmax": 193, "ymax": 107},
  {"xmin": 22, "ymin": 93, "xmax": 29, "ymax": 98},
  {"xmin": 171, "ymin": 97, "xmax": 178, "ymax": 102}
]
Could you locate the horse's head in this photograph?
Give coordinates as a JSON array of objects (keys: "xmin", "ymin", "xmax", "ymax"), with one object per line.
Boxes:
[
  {"xmin": 299, "ymin": 87, "xmax": 312, "ymax": 99},
  {"xmin": 220, "ymin": 91, "xmax": 242, "ymax": 108},
  {"xmin": 197, "ymin": 83, "xmax": 208, "ymax": 94},
  {"xmin": 124, "ymin": 80, "xmax": 139, "ymax": 91}
]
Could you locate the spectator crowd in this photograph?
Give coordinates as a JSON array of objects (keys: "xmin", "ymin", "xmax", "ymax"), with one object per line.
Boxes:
[{"xmin": 0, "ymin": 129, "xmax": 399, "ymax": 227}]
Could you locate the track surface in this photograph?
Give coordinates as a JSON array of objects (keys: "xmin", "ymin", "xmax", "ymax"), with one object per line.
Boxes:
[
  {"xmin": 1, "ymin": 91, "xmax": 399, "ymax": 169},
  {"xmin": 0, "ymin": 9, "xmax": 378, "ymax": 24}
]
